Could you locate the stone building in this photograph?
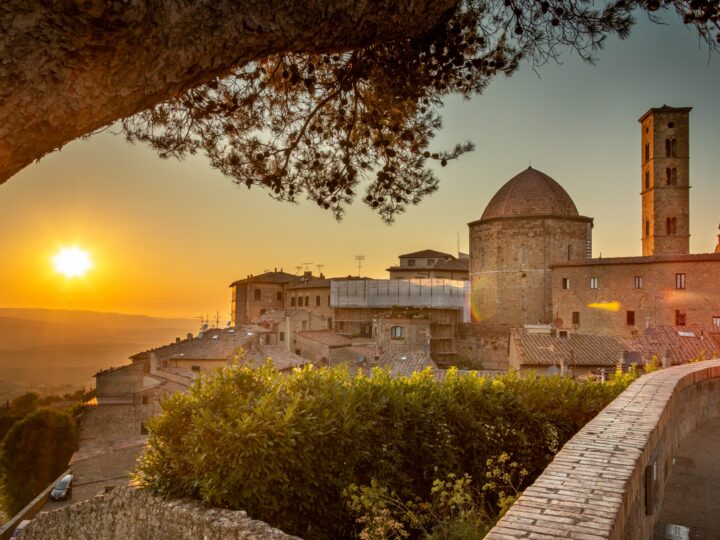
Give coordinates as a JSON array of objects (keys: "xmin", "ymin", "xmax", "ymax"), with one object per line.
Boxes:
[
  {"xmin": 386, "ymin": 249, "xmax": 469, "ymax": 280},
  {"xmin": 286, "ymin": 274, "xmax": 334, "ymax": 320},
  {"xmin": 462, "ymin": 106, "xmax": 720, "ymax": 370},
  {"xmin": 468, "ymin": 166, "xmax": 593, "ymax": 326},
  {"xmin": 230, "ymin": 270, "xmax": 297, "ymax": 325}
]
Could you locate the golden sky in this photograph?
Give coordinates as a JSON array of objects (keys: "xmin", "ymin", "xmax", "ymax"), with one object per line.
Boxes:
[{"xmin": 1, "ymin": 16, "xmax": 718, "ymax": 319}]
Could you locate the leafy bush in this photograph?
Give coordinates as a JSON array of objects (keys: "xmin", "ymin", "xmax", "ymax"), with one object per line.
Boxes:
[
  {"xmin": 0, "ymin": 408, "xmax": 78, "ymax": 515},
  {"xmin": 137, "ymin": 365, "xmax": 635, "ymax": 539}
]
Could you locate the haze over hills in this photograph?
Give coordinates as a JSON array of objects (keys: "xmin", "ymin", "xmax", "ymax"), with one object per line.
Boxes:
[{"xmin": 0, "ymin": 308, "xmax": 196, "ymax": 395}]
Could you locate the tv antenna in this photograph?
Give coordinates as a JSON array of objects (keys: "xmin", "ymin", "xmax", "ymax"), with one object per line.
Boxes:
[
  {"xmin": 355, "ymin": 255, "xmax": 365, "ymax": 277},
  {"xmin": 302, "ymin": 262, "xmax": 314, "ymax": 272},
  {"xmin": 316, "ymin": 264, "xmax": 324, "ymax": 275},
  {"xmin": 295, "ymin": 265, "xmax": 303, "ymax": 275}
]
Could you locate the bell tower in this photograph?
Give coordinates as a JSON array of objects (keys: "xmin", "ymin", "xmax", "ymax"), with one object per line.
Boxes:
[{"xmin": 639, "ymin": 106, "xmax": 691, "ymax": 256}]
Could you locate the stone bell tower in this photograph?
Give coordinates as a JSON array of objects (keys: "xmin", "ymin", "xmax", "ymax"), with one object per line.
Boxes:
[{"xmin": 639, "ymin": 106, "xmax": 691, "ymax": 256}]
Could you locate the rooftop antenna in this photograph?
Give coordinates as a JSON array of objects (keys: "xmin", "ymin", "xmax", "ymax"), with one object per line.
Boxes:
[
  {"xmin": 214, "ymin": 311, "xmax": 221, "ymax": 328},
  {"xmin": 355, "ymin": 255, "xmax": 365, "ymax": 277},
  {"xmin": 456, "ymin": 231, "xmax": 460, "ymax": 256},
  {"xmin": 316, "ymin": 264, "xmax": 324, "ymax": 276},
  {"xmin": 302, "ymin": 262, "xmax": 314, "ymax": 272},
  {"xmin": 295, "ymin": 265, "xmax": 303, "ymax": 275}
]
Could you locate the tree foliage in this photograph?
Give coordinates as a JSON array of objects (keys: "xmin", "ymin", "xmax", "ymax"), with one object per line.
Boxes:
[
  {"xmin": 136, "ymin": 364, "xmax": 635, "ymax": 539},
  {"xmin": 124, "ymin": 0, "xmax": 719, "ymax": 222},
  {"xmin": 0, "ymin": 409, "xmax": 78, "ymax": 516}
]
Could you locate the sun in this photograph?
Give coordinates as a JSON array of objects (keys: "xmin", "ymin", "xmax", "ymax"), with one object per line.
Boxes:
[{"xmin": 52, "ymin": 247, "xmax": 93, "ymax": 278}]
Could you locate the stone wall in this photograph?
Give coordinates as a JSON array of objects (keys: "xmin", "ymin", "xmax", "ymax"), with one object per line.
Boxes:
[
  {"xmin": 454, "ymin": 323, "xmax": 510, "ymax": 370},
  {"xmin": 23, "ymin": 486, "xmax": 301, "ymax": 540},
  {"xmin": 485, "ymin": 359, "xmax": 720, "ymax": 540},
  {"xmin": 551, "ymin": 255, "xmax": 720, "ymax": 336}
]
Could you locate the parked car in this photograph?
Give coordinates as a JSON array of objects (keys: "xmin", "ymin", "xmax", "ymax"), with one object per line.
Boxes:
[
  {"xmin": 50, "ymin": 473, "xmax": 73, "ymax": 501},
  {"xmin": 10, "ymin": 519, "xmax": 31, "ymax": 538}
]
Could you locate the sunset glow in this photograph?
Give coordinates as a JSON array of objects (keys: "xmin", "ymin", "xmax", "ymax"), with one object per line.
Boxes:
[
  {"xmin": 587, "ymin": 301, "xmax": 621, "ymax": 312},
  {"xmin": 52, "ymin": 247, "xmax": 93, "ymax": 278}
]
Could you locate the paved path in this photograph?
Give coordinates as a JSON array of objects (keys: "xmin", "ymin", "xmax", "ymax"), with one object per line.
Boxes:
[{"xmin": 654, "ymin": 416, "xmax": 720, "ymax": 539}]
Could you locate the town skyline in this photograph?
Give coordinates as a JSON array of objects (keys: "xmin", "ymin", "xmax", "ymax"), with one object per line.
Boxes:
[{"xmin": 0, "ymin": 14, "xmax": 718, "ymax": 319}]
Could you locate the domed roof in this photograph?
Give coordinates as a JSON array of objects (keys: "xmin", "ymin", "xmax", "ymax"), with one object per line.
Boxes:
[{"xmin": 481, "ymin": 167, "xmax": 579, "ymax": 220}]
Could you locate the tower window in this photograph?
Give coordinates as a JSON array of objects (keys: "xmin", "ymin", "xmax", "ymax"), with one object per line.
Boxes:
[
  {"xmin": 645, "ymin": 171, "xmax": 650, "ymax": 190},
  {"xmin": 627, "ymin": 311, "xmax": 635, "ymax": 326},
  {"xmin": 645, "ymin": 143, "xmax": 650, "ymax": 162},
  {"xmin": 645, "ymin": 220, "xmax": 650, "ymax": 238},
  {"xmin": 675, "ymin": 273, "xmax": 686, "ymax": 289},
  {"xmin": 291, "ymin": 297, "xmax": 296, "ymax": 307},
  {"xmin": 562, "ymin": 277, "xmax": 570, "ymax": 290},
  {"xmin": 666, "ymin": 217, "xmax": 677, "ymax": 235},
  {"xmin": 675, "ymin": 309, "xmax": 687, "ymax": 326},
  {"xmin": 666, "ymin": 168, "xmax": 671, "ymax": 185},
  {"xmin": 666, "ymin": 217, "xmax": 671, "ymax": 235},
  {"xmin": 567, "ymin": 244, "xmax": 572, "ymax": 261},
  {"xmin": 665, "ymin": 139, "xmax": 671, "ymax": 157},
  {"xmin": 713, "ymin": 316, "xmax": 720, "ymax": 328},
  {"xmin": 305, "ymin": 296, "xmax": 309, "ymax": 306},
  {"xmin": 254, "ymin": 289, "xmax": 261, "ymax": 301},
  {"xmin": 634, "ymin": 276, "xmax": 643, "ymax": 289},
  {"xmin": 572, "ymin": 311, "xmax": 580, "ymax": 325},
  {"xmin": 520, "ymin": 244, "xmax": 526, "ymax": 266},
  {"xmin": 390, "ymin": 326, "xmax": 405, "ymax": 339},
  {"xmin": 315, "ymin": 295, "xmax": 321, "ymax": 307},
  {"xmin": 589, "ymin": 277, "xmax": 599, "ymax": 289},
  {"xmin": 668, "ymin": 122, "xmax": 674, "ymax": 128}
]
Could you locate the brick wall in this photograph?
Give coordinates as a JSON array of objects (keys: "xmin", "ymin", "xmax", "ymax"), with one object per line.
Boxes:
[
  {"xmin": 486, "ymin": 359, "xmax": 720, "ymax": 539},
  {"xmin": 552, "ymin": 257, "xmax": 720, "ymax": 336}
]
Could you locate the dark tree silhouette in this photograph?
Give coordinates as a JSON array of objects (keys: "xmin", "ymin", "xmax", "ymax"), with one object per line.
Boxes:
[
  {"xmin": 1, "ymin": 1, "xmax": 718, "ymax": 220},
  {"xmin": 123, "ymin": 0, "xmax": 719, "ymax": 221}
]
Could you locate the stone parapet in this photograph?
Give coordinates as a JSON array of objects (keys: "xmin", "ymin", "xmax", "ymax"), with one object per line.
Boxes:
[
  {"xmin": 486, "ymin": 359, "xmax": 720, "ymax": 539},
  {"xmin": 23, "ymin": 485, "xmax": 301, "ymax": 540}
]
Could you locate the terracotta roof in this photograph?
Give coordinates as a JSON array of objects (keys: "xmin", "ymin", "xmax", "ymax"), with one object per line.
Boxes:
[
  {"xmin": 431, "ymin": 258, "xmax": 469, "ymax": 271},
  {"xmin": 295, "ymin": 331, "xmax": 352, "ymax": 347},
  {"xmin": 624, "ymin": 326, "xmax": 720, "ymax": 364},
  {"xmin": 552, "ymin": 252, "xmax": 720, "ymax": 268},
  {"xmin": 479, "ymin": 167, "xmax": 580, "ymax": 221},
  {"xmin": 399, "ymin": 249, "xmax": 454, "ymax": 259},
  {"xmin": 511, "ymin": 328, "xmax": 624, "ymax": 367},
  {"xmin": 229, "ymin": 271, "xmax": 299, "ymax": 287},
  {"xmin": 511, "ymin": 326, "xmax": 720, "ymax": 368},
  {"xmin": 254, "ymin": 310, "xmax": 294, "ymax": 324},
  {"xmin": 243, "ymin": 345, "xmax": 312, "ymax": 371},
  {"xmin": 287, "ymin": 276, "xmax": 332, "ymax": 289},
  {"xmin": 130, "ymin": 326, "xmax": 269, "ymax": 362}
]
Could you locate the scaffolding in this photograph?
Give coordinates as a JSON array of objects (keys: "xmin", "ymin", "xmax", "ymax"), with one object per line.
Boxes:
[{"xmin": 331, "ymin": 279, "xmax": 470, "ymax": 322}]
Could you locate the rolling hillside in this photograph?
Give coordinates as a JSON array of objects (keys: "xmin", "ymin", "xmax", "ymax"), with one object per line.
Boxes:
[{"xmin": 0, "ymin": 308, "xmax": 197, "ymax": 393}]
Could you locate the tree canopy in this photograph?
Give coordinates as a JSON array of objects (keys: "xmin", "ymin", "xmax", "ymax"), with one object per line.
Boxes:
[{"xmin": 2, "ymin": 0, "xmax": 718, "ymax": 220}]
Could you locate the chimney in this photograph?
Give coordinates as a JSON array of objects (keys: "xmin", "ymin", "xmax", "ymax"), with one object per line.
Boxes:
[
  {"xmin": 304, "ymin": 271, "xmax": 312, "ymax": 279},
  {"xmin": 187, "ymin": 332, "xmax": 193, "ymax": 340},
  {"xmin": 274, "ymin": 267, "xmax": 277, "ymax": 272},
  {"xmin": 175, "ymin": 337, "xmax": 180, "ymax": 343},
  {"xmin": 320, "ymin": 272, "xmax": 325, "ymax": 279}
]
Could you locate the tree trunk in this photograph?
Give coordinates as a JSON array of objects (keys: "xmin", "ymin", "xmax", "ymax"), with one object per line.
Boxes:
[{"xmin": 0, "ymin": 1, "xmax": 457, "ymax": 184}]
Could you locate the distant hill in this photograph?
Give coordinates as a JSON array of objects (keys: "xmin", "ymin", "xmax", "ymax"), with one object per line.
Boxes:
[{"xmin": 0, "ymin": 308, "xmax": 197, "ymax": 390}]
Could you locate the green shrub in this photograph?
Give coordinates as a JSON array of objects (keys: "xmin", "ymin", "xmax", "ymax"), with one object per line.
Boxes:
[{"xmin": 136, "ymin": 365, "xmax": 635, "ymax": 539}]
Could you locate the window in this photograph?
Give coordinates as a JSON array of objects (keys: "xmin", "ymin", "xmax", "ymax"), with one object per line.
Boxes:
[
  {"xmin": 589, "ymin": 277, "xmax": 599, "ymax": 289},
  {"xmin": 627, "ymin": 311, "xmax": 635, "ymax": 326},
  {"xmin": 390, "ymin": 326, "xmax": 405, "ymax": 339},
  {"xmin": 634, "ymin": 276, "xmax": 643, "ymax": 289},
  {"xmin": 572, "ymin": 311, "xmax": 580, "ymax": 325},
  {"xmin": 645, "ymin": 171, "xmax": 650, "ymax": 190},
  {"xmin": 562, "ymin": 278, "xmax": 570, "ymax": 290},
  {"xmin": 279, "ymin": 331, "xmax": 285, "ymax": 342},
  {"xmin": 645, "ymin": 143, "xmax": 650, "ymax": 162},
  {"xmin": 665, "ymin": 138, "xmax": 671, "ymax": 157},
  {"xmin": 315, "ymin": 295, "xmax": 320, "ymax": 307},
  {"xmin": 520, "ymin": 244, "xmax": 526, "ymax": 266},
  {"xmin": 277, "ymin": 291, "xmax": 283, "ymax": 301},
  {"xmin": 305, "ymin": 296, "xmax": 309, "ymax": 306},
  {"xmin": 427, "ymin": 259, "xmax": 435, "ymax": 266},
  {"xmin": 191, "ymin": 365, "xmax": 201, "ymax": 372},
  {"xmin": 645, "ymin": 220, "xmax": 650, "ymax": 238},
  {"xmin": 291, "ymin": 297, "xmax": 296, "ymax": 307},
  {"xmin": 298, "ymin": 297, "xmax": 303, "ymax": 307},
  {"xmin": 666, "ymin": 168, "xmax": 671, "ymax": 185},
  {"xmin": 667, "ymin": 217, "xmax": 677, "ymax": 235},
  {"xmin": 675, "ymin": 273, "xmax": 686, "ymax": 289},
  {"xmin": 302, "ymin": 321, "xmax": 307, "ymax": 331},
  {"xmin": 567, "ymin": 244, "xmax": 572, "ymax": 261},
  {"xmin": 675, "ymin": 309, "xmax": 687, "ymax": 326},
  {"xmin": 713, "ymin": 316, "xmax": 720, "ymax": 328},
  {"xmin": 142, "ymin": 396, "xmax": 149, "ymax": 405},
  {"xmin": 408, "ymin": 259, "xmax": 415, "ymax": 267},
  {"xmin": 328, "ymin": 318, "xmax": 333, "ymax": 329},
  {"xmin": 254, "ymin": 289, "xmax": 261, "ymax": 300}
]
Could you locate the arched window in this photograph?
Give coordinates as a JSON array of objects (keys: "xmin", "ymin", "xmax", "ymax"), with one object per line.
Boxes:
[
  {"xmin": 254, "ymin": 289, "xmax": 261, "ymax": 300},
  {"xmin": 665, "ymin": 139, "xmax": 671, "ymax": 157},
  {"xmin": 671, "ymin": 139, "xmax": 677, "ymax": 157}
]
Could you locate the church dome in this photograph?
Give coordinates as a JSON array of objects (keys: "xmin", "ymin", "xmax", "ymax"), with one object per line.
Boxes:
[{"xmin": 481, "ymin": 167, "xmax": 579, "ymax": 220}]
